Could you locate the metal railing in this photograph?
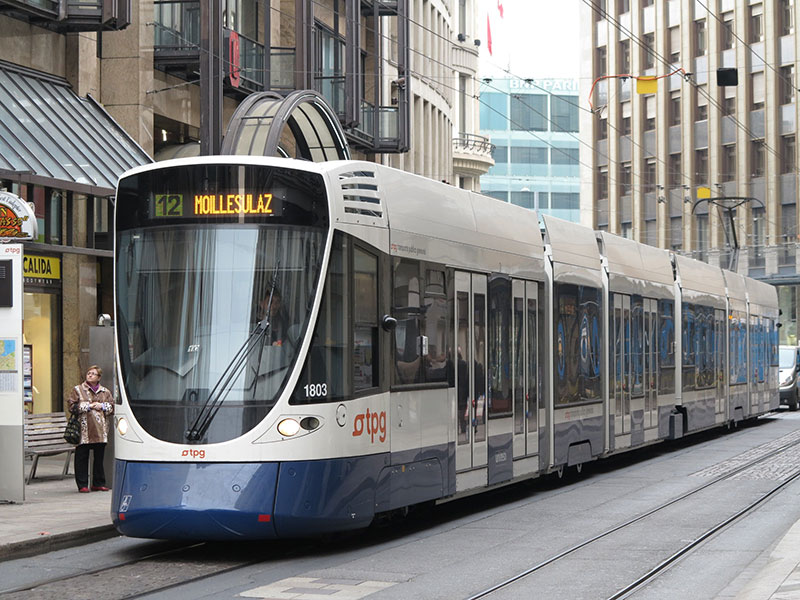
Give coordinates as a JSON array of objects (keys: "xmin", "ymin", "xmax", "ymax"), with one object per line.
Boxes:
[{"xmin": 453, "ymin": 133, "xmax": 494, "ymax": 156}]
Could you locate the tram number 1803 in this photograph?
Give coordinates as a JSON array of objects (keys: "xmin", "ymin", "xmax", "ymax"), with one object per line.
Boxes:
[{"xmin": 303, "ymin": 383, "xmax": 328, "ymax": 399}]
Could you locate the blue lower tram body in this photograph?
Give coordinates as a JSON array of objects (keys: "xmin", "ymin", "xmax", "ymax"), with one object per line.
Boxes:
[{"xmin": 111, "ymin": 453, "xmax": 447, "ymax": 540}]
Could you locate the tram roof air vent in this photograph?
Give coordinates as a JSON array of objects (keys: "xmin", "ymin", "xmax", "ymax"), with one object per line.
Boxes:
[{"xmin": 338, "ymin": 170, "xmax": 383, "ymax": 219}]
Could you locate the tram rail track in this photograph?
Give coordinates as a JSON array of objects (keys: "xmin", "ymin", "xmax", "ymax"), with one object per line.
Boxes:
[
  {"xmin": 0, "ymin": 538, "xmax": 315, "ymax": 599},
  {"xmin": 465, "ymin": 429, "xmax": 800, "ymax": 600}
]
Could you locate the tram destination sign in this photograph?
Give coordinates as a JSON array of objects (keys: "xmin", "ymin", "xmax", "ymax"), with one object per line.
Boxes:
[{"xmin": 153, "ymin": 192, "xmax": 281, "ymax": 219}]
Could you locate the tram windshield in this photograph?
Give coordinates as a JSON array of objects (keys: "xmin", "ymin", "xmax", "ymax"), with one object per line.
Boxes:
[{"xmin": 115, "ymin": 164, "xmax": 328, "ymax": 444}]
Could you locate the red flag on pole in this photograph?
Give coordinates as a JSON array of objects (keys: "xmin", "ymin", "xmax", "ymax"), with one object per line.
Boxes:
[{"xmin": 487, "ymin": 14, "xmax": 493, "ymax": 55}]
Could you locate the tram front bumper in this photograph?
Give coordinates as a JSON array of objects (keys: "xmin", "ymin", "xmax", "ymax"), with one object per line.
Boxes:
[{"xmin": 111, "ymin": 460, "xmax": 279, "ymax": 540}]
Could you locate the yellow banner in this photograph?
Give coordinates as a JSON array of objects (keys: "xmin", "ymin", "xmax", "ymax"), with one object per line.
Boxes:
[
  {"xmin": 23, "ymin": 254, "xmax": 61, "ymax": 280},
  {"xmin": 636, "ymin": 77, "xmax": 658, "ymax": 95}
]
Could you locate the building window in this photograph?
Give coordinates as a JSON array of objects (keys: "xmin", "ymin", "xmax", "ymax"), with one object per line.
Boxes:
[
  {"xmin": 620, "ymin": 162, "xmax": 632, "ymax": 196},
  {"xmin": 594, "ymin": 0, "xmax": 606, "ymax": 21},
  {"xmin": 596, "ymin": 46, "xmax": 607, "ymax": 77},
  {"xmin": 618, "ymin": 0, "xmax": 630, "ymax": 14},
  {"xmin": 671, "ymin": 216, "xmax": 683, "ymax": 250},
  {"xmin": 551, "ymin": 193, "xmax": 580, "ymax": 210},
  {"xmin": 781, "ymin": 0, "xmax": 794, "ymax": 36},
  {"xmin": 782, "ymin": 135, "xmax": 796, "ymax": 174},
  {"xmin": 751, "ymin": 71, "xmax": 765, "ymax": 110},
  {"xmin": 752, "ymin": 140, "xmax": 766, "ymax": 177},
  {"xmin": 721, "ymin": 11, "xmax": 735, "ymax": 49},
  {"xmin": 668, "ymin": 26, "xmax": 680, "ymax": 63},
  {"xmin": 493, "ymin": 145, "xmax": 508, "ymax": 163},
  {"xmin": 619, "ymin": 39, "xmax": 631, "ymax": 73},
  {"xmin": 621, "ymin": 101, "xmax": 631, "ymax": 135},
  {"xmin": 598, "ymin": 116, "xmax": 608, "ymax": 139},
  {"xmin": 551, "ymin": 147, "xmax": 579, "ymax": 165},
  {"xmin": 781, "ymin": 65, "xmax": 795, "ymax": 105},
  {"xmin": 644, "ymin": 158, "xmax": 657, "ymax": 192},
  {"xmin": 695, "ymin": 19, "xmax": 707, "ymax": 56},
  {"xmin": 511, "ymin": 146, "xmax": 548, "ymax": 164},
  {"xmin": 644, "ymin": 96, "xmax": 656, "ymax": 131},
  {"xmin": 696, "ymin": 214, "xmax": 709, "ymax": 256},
  {"xmin": 510, "ymin": 191, "xmax": 535, "ymax": 209},
  {"xmin": 750, "ymin": 3, "xmax": 763, "ymax": 43},
  {"xmin": 552, "ymin": 95, "xmax": 579, "ymax": 132},
  {"xmin": 642, "ymin": 33, "xmax": 655, "ymax": 69},
  {"xmin": 695, "ymin": 85, "xmax": 708, "ymax": 121},
  {"xmin": 669, "ymin": 91, "xmax": 681, "ymax": 126},
  {"xmin": 598, "ymin": 167, "xmax": 608, "ymax": 199},
  {"xmin": 670, "ymin": 153, "xmax": 682, "ymax": 187},
  {"xmin": 695, "ymin": 149, "xmax": 708, "ymax": 184},
  {"xmin": 723, "ymin": 95, "xmax": 736, "ymax": 116},
  {"xmin": 722, "ymin": 144, "xmax": 736, "ymax": 182},
  {"xmin": 510, "ymin": 94, "xmax": 547, "ymax": 131}
]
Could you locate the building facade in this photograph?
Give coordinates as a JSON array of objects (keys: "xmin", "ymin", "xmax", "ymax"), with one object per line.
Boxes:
[
  {"xmin": 0, "ymin": 0, "xmax": 488, "ymax": 414},
  {"xmin": 582, "ymin": 0, "xmax": 800, "ymax": 342},
  {"xmin": 480, "ymin": 78, "xmax": 581, "ymax": 222}
]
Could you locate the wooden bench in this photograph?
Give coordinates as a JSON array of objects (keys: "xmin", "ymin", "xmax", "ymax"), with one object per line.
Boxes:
[{"xmin": 24, "ymin": 412, "xmax": 75, "ymax": 484}]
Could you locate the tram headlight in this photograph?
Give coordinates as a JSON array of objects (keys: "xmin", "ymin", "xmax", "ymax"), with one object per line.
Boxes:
[
  {"xmin": 277, "ymin": 418, "xmax": 301, "ymax": 437},
  {"xmin": 116, "ymin": 417, "xmax": 129, "ymax": 436}
]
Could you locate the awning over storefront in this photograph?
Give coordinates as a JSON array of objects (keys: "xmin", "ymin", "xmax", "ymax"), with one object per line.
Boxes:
[{"xmin": 0, "ymin": 61, "xmax": 151, "ymax": 197}]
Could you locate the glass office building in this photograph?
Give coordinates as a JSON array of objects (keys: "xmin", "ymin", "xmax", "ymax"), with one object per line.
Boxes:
[{"xmin": 479, "ymin": 78, "xmax": 581, "ymax": 223}]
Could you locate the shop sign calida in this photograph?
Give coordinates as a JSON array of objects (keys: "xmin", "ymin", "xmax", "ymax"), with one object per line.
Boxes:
[{"xmin": 0, "ymin": 191, "xmax": 37, "ymax": 242}]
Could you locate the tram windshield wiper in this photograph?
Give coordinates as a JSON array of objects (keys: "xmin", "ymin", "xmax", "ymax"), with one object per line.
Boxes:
[{"xmin": 185, "ymin": 273, "xmax": 280, "ymax": 442}]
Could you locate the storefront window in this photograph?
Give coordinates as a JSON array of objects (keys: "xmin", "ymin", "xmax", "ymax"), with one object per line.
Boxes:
[{"xmin": 23, "ymin": 292, "xmax": 61, "ymax": 413}]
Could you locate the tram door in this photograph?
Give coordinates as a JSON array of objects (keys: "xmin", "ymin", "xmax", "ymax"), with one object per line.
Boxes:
[
  {"xmin": 714, "ymin": 309, "xmax": 726, "ymax": 416},
  {"xmin": 643, "ymin": 299, "xmax": 658, "ymax": 429},
  {"xmin": 613, "ymin": 294, "xmax": 631, "ymax": 435},
  {"xmin": 455, "ymin": 272, "xmax": 488, "ymax": 472},
  {"xmin": 512, "ymin": 280, "xmax": 539, "ymax": 459}
]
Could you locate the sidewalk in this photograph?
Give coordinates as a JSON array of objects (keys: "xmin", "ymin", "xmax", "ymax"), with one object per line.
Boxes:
[{"xmin": 0, "ymin": 454, "xmax": 116, "ymax": 561}]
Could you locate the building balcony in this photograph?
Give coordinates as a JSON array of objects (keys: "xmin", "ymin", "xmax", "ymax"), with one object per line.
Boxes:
[
  {"xmin": 451, "ymin": 42, "xmax": 479, "ymax": 75},
  {"xmin": 0, "ymin": 0, "xmax": 130, "ymax": 31},
  {"xmin": 453, "ymin": 134, "xmax": 495, "ymax": 176}
]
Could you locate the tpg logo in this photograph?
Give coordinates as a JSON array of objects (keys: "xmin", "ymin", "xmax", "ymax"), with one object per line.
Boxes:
[
  {"xmin": 181, "ymin": 449, "xmax": 206, "ymax": 459},
  {"xmin": 352, "ymin": 408, "xmax": 386, "ymax": 443}
]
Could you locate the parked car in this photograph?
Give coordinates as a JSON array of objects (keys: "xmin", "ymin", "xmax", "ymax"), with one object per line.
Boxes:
[{"xmin": 779, "ymin": 345, "xmax": 800, "ymax": 410}]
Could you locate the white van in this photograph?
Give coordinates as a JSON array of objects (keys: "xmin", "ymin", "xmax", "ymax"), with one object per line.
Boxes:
[{"xmin": 779, "ymin": 345, "xmax": 800, "ymax": 410}]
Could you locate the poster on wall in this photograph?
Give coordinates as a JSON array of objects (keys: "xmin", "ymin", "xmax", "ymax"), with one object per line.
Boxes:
[{"xmin": 0, "ymin": 338, "xmax": 16, "ymax": 392}]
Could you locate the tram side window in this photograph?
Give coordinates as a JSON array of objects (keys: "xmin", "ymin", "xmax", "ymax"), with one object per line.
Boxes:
[
  {"xmin": 488, "ymin": 276, "xmax": 512, "ymax": 417},
  {"xmin": 392, "ymin": 259, "xmax": 451, "ymax": 386},
  {"xmin": 353, "ymin": 247, "xmax": 379, "ymax": 393},
  {"xmin": 658, "ymin": 299, "xmax": 675, "ymax": 394},
  {"xmin": 695, "ymin": 305, "xmax": 715, "ymax": 390},
  {"xmin": 769, "ymin": 318, "xmax": 779, "ymax": 367},
  {"xmin": 554, "ymin": 283, "xmax": 601, "ymax": 405},
  {"xmin": 730, "ymin": 311, "xmax": 748, "ymax": 385},
  {"xmin": 292, "ymin": 232, "xmax": 351, "ymax": 404}
]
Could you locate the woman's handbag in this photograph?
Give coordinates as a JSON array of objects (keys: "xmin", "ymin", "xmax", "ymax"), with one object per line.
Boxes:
[{"xmin": 63, "ymin": 413, "xmax": 81, "ymax": 445}]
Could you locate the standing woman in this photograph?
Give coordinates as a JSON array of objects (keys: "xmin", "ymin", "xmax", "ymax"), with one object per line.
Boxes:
[{"xmin": 68, "ymin": 365, "xmax": 114, "ymax": 492}]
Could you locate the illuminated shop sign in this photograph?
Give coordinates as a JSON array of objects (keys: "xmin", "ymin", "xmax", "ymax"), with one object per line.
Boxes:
[
  {"xmin": 153, "ymin": 193, "xmax": 279, "ymax": 218},
  {"xmin": 0, "ymin": 192, "xmax": 37, "ymax": 241}
]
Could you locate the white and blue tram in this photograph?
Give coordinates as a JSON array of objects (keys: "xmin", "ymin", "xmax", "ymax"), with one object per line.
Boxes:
[{"xmin": 110, "ymin": 156, "xmax": 778, "ymax": 540}]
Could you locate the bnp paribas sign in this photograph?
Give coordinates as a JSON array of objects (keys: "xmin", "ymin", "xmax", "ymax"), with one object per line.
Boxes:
[{"xmin": 0, "ymin": 191, "xmax": 37, "ymax": 241}]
